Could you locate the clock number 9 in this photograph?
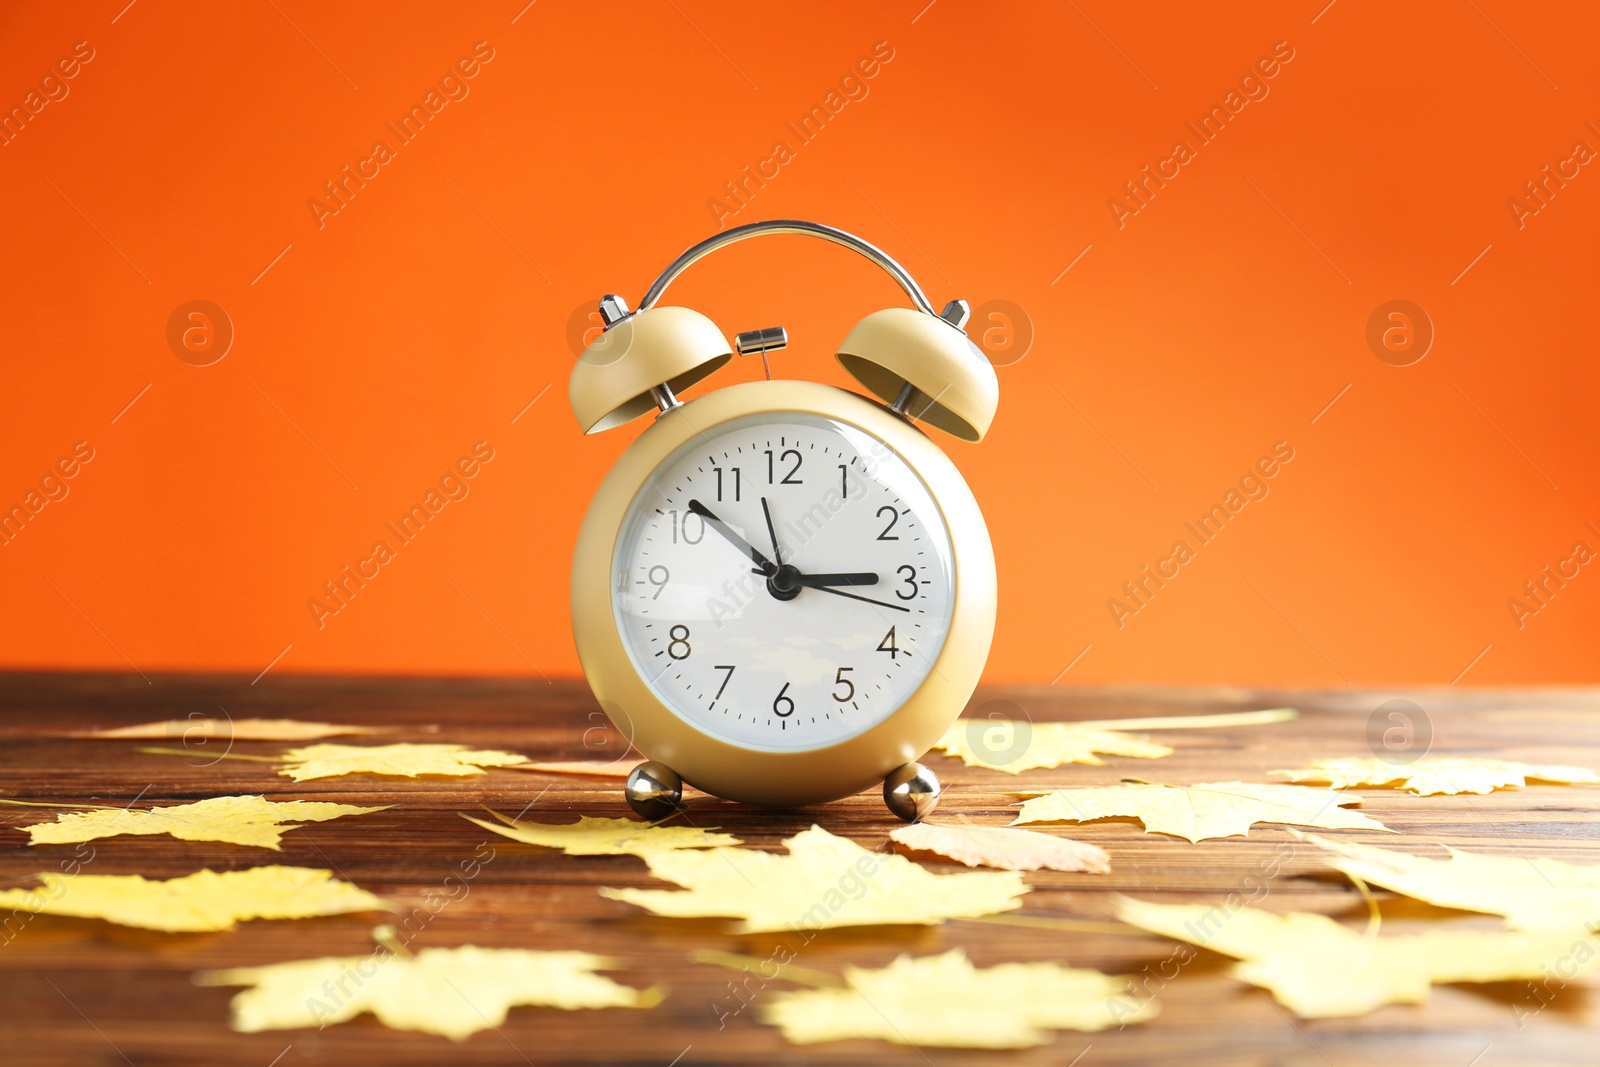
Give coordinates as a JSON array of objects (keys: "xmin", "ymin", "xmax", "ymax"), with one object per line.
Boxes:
[
  {"xmin": 772, "ymin": 682, "xmax": 795, "ymax": 717},
  {"xmin": 667, "ymin": 624, "xmax": 691, "ymax": 660},
  {"xmin": 647, "ymin": 565, "xmax": 670, "ymax": 599},
  {"xmin": 832, "ymin": 667, "xmax": 855, "ymax": 703},
  {"xmin": 895, "ymin": 565, "xmax": 918, "ymax": 600}
]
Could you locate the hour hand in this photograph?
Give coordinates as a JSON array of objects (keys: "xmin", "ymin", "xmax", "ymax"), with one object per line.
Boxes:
[
  {"xmin": 788, "ymin": 572, "xmax": 879, "ymax": 588},
  {"xmin": 687, "ymin": 499, "xmax": 776, "ymax": 576}
]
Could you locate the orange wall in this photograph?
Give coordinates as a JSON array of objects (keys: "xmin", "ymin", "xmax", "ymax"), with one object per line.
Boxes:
[{"xmin": 1, "ymin": 1, "xmax": 1595, "ymax": 687}]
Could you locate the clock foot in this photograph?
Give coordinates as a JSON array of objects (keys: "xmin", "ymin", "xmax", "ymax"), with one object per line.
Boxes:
[
  {"xmin": 883, "ymin": 762, "xmax": 941, "ymax": 822},
  {"xmin": 625, "ymin": 760, "xmax": 684, "ymax": 821}
]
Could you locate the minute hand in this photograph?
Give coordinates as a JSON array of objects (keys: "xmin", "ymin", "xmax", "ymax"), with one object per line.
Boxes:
[{"xmin": 687, "ymin": 499, "xmax": 776, "ymax": 575}]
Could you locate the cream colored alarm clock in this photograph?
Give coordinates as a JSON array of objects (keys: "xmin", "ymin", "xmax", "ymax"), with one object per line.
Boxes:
[{"xmin": 568, "ymin": 221, "xmax": 997, "ymax": 821}]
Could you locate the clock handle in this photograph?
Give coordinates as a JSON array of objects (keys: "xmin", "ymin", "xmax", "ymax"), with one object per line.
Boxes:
[{"xmin": 637, "ymin": 219, "xmax": 951, "ymax": 320}]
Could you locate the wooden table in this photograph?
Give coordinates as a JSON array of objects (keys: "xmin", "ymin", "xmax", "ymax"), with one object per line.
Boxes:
[{"xmin": 1, "ymin": 673, "xmax": 1596, "ymax": 1066}]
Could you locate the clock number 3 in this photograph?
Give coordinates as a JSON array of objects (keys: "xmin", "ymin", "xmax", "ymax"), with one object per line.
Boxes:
[{"xmin": 895, "ymin": 565, "xmax": 918, "ymax": 600}]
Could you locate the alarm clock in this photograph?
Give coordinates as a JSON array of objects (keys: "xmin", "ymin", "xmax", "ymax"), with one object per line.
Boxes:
[{"xmin": 568, "ymin": 220, "xmax": 997, "ymax": 821}]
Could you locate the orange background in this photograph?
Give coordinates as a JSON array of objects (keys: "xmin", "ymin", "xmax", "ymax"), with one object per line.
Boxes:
[{"xmin": 1, "ymin": 1, "xmax": 1595, "ymax": 687}]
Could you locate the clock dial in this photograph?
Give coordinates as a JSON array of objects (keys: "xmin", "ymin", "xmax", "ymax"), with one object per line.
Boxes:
[{"xmin": 612, "ymin": 412, "xmax": 955, "ymax": 751}]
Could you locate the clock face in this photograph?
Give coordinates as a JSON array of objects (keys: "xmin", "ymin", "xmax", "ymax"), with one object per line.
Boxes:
[{"xmin": 611, "ymin": 411, "xmax": 955, "ymax": 752}]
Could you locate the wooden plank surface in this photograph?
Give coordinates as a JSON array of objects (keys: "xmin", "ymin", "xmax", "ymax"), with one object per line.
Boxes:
[{"xmin": 1, "ymin": 672, "xmax": 1597, "ymax": 1066}]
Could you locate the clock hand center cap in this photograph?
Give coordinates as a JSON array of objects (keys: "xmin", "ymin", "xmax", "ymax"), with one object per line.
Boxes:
[{"xmin": 766, "ymin": 562, "xmax": 803, "ymax": 601}]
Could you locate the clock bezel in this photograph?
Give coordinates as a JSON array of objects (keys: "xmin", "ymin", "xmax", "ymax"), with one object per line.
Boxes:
[{"xmin": 571, "ymin": 379, "xmax": 995, "ymax": 807}]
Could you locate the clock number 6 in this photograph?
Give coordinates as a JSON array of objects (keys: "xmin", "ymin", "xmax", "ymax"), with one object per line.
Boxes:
[
  {"xmin": 832, "ymin": 667, "xmax": 855, "ymax": 703},
  {"xmin": 772, "ymin": 682, "xmax": 795, "ymax": 717},
  {"xmin": 667, "ymin": 624, "xmax": 691, "ymax": 660}
]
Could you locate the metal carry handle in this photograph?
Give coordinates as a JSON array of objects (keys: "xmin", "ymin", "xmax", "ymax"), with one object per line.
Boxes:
[{"xmin": 635, "ymin": 219, "xmax": 941, "ymax": 318}]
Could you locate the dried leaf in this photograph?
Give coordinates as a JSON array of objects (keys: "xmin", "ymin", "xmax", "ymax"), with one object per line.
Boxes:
[
  {"xmin": 1115, "ymin": 896, "xmax": 1590, "ymax": 1018},
  {"xmin": 936, "ymin": 722, "xmax": 1170, "ymax": 772},
  {"xmin": 1302, "ymin": 834, "xmax": 1600, "ymax": 932},
  {"xmin": 276, "ymin": 743, "xmax": 528, "ymax": 782},
  {"xmin": 601, "ymin": 824, "xmax": 1026, "ymax": 932},
  {"xmin": 510, "ymin": 761, "xmax": 639, "ymax": 778},
  {"xmin": 761, "ymin": 949, "xmax": 1155, "ymax": 1047},
  {"xmin": 935, "ymin": 708, "xmax": 1296, "ymax": 773},
  {"xmin": 0, "ymin": 866, "xmax": 387, "ymax": 932},
  {"xmin": 461, "ymin": 812, "xmax": 741, "ymax": 856},
  {"xmin": 199, "ymin": 935, "xmax": 660, "ymax": 1040},
  {"xmin": 69, "ymin": 719, "xmax": 379, "ymax": 741},
  {"xmin": 1275, "ymin": 756, "xmax": 1598, "ymax": 795},
  {"xmin": 1012, "ymin": 781, "xmax": 1391, "ymax": 842},
  {"xmin": 18, "ymin": 794, "xmax": 388, "ymax": 850},
  {"xmin": 1077, "ymin": 708, "xmax": 1298, "ymax": 731},
  {"xmin": 890, "ymin": 822, "xmax": 1111, "ymax": 873}
]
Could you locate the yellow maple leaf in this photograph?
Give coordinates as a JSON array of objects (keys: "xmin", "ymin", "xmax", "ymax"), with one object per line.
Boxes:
[
  {"xmin": 1011, "ymin": 781, "xmax": 1391, "ymax": 842},
  {"xmin": 198, "ymin": 932, "xmax": 661, "ymax": 1040},
  {"xmin": 890, "ymin": 822, "xmax": 1111, "ymax": 873},
  {"xmin": 0, "ymin": 866, "xmax": 387, "ymax": 932},
  {"xmin": 1115, "ymin": 896, "xmax": 1589, "ymax": 1018},
  {"xmin": 1302, "ymin": 834, "xmax": 1600, "ymax": 932},
  {"xmin": 18, "ymin": 794, "xmax": 388, "ymax": 850},
  {"xmin": 761, "ymin": 949, "xmax": 1155, "ymax": 1047},
  {"xmin": 936, "ymin": 721, "xmax": 1170, "ymax": 772},
  {"xmin": 935, "ymin": 708, "xmax": 1296, "ymax": 773},
  {"xmin": 69, "ymin": 718, "xmax": 379, "ymax": 741},
  {"xmin": 601, "ymin": 824, "xmax": 1026, "ymax": 933},
  {"xmin": 276, "ymin": 743, "xmax": 528, "ymax": 781},
  {"xmin": 460, "ymin": 812, "xmax": 741, "ymax": 856},
  {"xmin": 1274, "ymin": 756, "xmax": 1598, "ymax": 795}
]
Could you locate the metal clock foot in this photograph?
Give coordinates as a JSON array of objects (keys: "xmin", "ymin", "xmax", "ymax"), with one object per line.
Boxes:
[
  {"xmin": 883, "ymin": 761, "xmax": 941, "ymax": 822},
  {"xmin": 625, "ymin": 760, "xmax": 684, "ymax": 821}
]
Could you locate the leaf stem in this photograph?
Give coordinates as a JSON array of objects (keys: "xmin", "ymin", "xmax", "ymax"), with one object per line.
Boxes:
[{"xmin": 689, "ymin": 949, "xmax": 841, "ymax": 987}]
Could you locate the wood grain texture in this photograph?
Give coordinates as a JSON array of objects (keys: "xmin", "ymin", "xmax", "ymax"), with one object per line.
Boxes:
[{"xmin": 1, "ymin": 672, "xmax": 1597, "ymax": 1066}]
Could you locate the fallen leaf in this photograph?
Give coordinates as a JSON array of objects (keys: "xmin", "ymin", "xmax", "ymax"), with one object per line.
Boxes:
[
  {"xmin": 761, "ymin": 949, "xmax": 1155, "ymax": 1047},
  {"xmin": 936, "ymin": 722, "xmax": 1171, "ymax": 772},
  {"xmin": 510, "ymin": 760, "xmax": 640, "ymax": 778},
  {"xmin": 1115, "ymin": 896, "xmax": 1590, "ymax": 1018},
  {"xmin": 1302, "ymin": 834, "xmax": 1600, "ymax": 932},
  {"xmin": 890, "ymin": 822, "xmax": 1111, "ymax": 873},
  {"xmin": 601, "ymin": 824, "xmax": 1026, "ymax": 932},
  {"xmin": 1076, "ymin": 708, "xmax": 1298, "ymax": 731},
  {"xmin": 936, "ymin": 708, "xmax": 1296, "ymax": 773},
  {"xmin": 199, "ymin": 934, "xmax": 660, "ymax": 1040},
  {"xmin": 276, "ymin": 743, "xmax": 528, "ymax": 781},
  {"xmin": 1274, "ymin": 756, "xmax": 1598, "ymax": 795},
  {"xmin": 69, "ymin": 718, "xmax": 379, "ymax": 741},
  {"xmin": 0, "ymin": 866, "xmax": 387, "ymax": 932},
  {"xmin": 460, "ymin": 812, "xmax": 741, "ymax": 856},
  {"xmin": 18, "ymin": 794, "xmax": 388, "ymax": 850},
  {"xmin": 1012, "ymin": 781, "xmax": 1391, "ymax": 842}
]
